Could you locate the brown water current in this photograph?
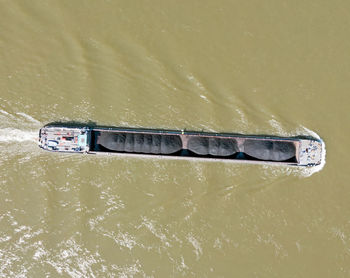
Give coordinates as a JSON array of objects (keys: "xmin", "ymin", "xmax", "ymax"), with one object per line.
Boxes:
[{"xmin": 0, "ymin": 1, "xmax": 349, "ymax": 277}]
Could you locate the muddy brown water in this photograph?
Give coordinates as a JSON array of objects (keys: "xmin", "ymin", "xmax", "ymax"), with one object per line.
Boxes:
[{"xmin": 0, "ymin": 1, "xmax": 349, "ymax": 277}]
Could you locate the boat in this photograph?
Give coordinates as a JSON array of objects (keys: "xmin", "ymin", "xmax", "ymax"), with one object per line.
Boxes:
[{"xmin": 38, "ymin": 123, "xmax": 323, "ymax": 167}]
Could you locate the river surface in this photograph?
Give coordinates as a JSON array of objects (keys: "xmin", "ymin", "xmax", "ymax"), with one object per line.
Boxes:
[{"xmin": 0, "ymin": 1, "xmax": 349, "ymax": 277}]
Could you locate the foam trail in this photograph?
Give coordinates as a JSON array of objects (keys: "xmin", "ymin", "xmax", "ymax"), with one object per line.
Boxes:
[
  {"xmin": 0, "ymin": 109, "xmax": 16, "ymax": 120},
  {"xmin": 298, "ymin": 125, "xmax": 321, "ymax": 140},
  {"xmin": 0, "ymin": 109, "xmax": 9, "ymax": 115},
  {"xmin": 16, "ymin": 112, "xmax": 41, "ymax": 124},
  {"xmin": 269, "ymin": 118, "xmax": 288, "ymax": 136},
  {"xmin": 0, "ymin": 128, "xmax": 38, "ymax": 143}
]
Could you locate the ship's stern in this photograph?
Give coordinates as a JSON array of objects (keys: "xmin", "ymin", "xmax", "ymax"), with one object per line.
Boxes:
[{"xmin": 39, "ymin": 126, "xmax": 90, "ymax": 153}]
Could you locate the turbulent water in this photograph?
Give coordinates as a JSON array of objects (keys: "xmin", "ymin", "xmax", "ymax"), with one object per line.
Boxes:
[{"xmin": 0, "ymin": 1, "xmax": 349, "ymax": 277}]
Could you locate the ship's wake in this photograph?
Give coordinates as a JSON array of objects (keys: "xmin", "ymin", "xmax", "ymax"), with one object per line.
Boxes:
[
  {"xmin": 0, "ymin": 128, "xmax": 38, "ymax": 143},
  {"xmin": 0, "ymin": 109, "xmax": 41, "ymax": 161}
]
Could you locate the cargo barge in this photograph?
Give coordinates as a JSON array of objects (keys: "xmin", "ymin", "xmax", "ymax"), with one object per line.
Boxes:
[{"xmin": 38, "ymin": 124, "xmax": 323, "ymax": 167}]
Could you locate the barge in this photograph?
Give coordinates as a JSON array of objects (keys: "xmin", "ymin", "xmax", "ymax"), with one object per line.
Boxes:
[{"xmin": 38, "ymin": 124, "xmax": 323, "ymax": 167}]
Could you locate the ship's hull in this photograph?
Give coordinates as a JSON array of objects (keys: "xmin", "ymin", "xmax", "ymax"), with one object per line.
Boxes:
[{"xmin": 38, "ymin": 124, "xmax": 323, "ymax": 167}]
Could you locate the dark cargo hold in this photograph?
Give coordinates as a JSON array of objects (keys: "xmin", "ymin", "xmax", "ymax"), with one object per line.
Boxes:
[
  {"xmin": 187, "ymin": 136, "xmax": 239, "ymax": 156},
  {"xmin": 95, "ymin": 132, "xmax": 183, "ymax": 154},
  {"xmin": 243, "ymin": 139, "xmax": 296, "ymax": 161}
]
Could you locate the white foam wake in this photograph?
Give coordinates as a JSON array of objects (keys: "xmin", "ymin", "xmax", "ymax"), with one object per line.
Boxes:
[
  {"xmin": 16, "ymin": 112, "xmax": 41, "ymax": 125},
  {"xmin": 0, "ymin": 109, "xmax": 41, "ymax": 144},
  {"xmin": 0, "ymin": 128, "xmax": 38, "ymax": 143}
]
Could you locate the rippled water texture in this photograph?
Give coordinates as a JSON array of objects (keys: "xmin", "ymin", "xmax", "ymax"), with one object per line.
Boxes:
[{"xmin": 0, "ymin": 1, "xmax": 349, "ymax": 277}]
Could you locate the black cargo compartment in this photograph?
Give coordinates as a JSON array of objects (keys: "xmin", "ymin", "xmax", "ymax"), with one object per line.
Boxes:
[{"xmin": 92, "ymin": 131, "xmax": 182, "ymax": 155}]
